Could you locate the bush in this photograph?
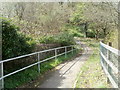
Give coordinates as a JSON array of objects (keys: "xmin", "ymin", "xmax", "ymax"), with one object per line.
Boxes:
[
  {"xmin": 38, "ymin": 32, "xmax": 75, "ymax": 46},
  {"xmin": 2, "ymin": 18, "xmax": 35, "ymax": 60},
  {"xmin": 55, "ymin": 32, "xmax": 75, "ymax": 46},
  {"xmin": 38, "ymin": 35, "xmax": 55, "ymax": 44},
  {"xmin": 70, "ymin": 30, "xmax": 84, "ymax": 37},
  {"xmin": 87, "ymin": 29, "xmax": 95, "ymax": 38}
]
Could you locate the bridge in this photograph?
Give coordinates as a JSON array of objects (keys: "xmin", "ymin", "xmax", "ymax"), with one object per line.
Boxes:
[{"xmin": 0, "ymin": 41, "xmax": 119, "ymax": 89}]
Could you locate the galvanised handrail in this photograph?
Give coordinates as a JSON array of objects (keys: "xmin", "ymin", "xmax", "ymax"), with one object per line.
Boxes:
[
  {"xmin": 100, "ymin": 42, "xmax": 120, "ymax": 56},
  {"xmin": 100, "ymin": 41, "xmax": 119, "ymax": 88},
  {"xmin": 0, "ymin": 45, "xmax": 74, "ymax": 64},
  {"xmin": 0, "ymin": 44, "xmax": 78, "ymax": 89}
]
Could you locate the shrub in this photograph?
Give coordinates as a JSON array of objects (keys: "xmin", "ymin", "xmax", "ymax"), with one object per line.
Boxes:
[
  {"xmin": 70, "ymin": 30, "xmax": 84, "ymax": 37},
  {"xmin": 87, "ymin": 29, "xmax": 95, "ymax": 38},
  {"xmin": 2, "ymin": 18, "xmax": 35, "ymax": 60},
  {"xmin": 38, "ymin": 35, "xmax": 55, "ymax": 44},
  {"xmin": 38, "ymin": 32, "xmax": 75, "ymax": 46},
  {"xmin": 55, "ymin": 32, "xmax": 75, "ymax": 46}
]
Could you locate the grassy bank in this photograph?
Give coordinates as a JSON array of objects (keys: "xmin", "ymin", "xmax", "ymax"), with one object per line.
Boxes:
[
  {"xmin": 75, "ymin": 38, "xmax": 110, "ymax": 88},
  {"xmin": 5, "ymin": 49, "xmax": 79, "ymax": 88}
]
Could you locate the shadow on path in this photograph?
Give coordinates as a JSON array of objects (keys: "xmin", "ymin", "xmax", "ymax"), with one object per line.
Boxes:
[{"xmin": 37, "ymin": 42, "xmax": 92, "ymax": 88}]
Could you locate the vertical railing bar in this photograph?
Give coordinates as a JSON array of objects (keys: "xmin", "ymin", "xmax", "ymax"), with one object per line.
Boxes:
[
  {"xmin": 100, "ymin": 43, "xmax": 102, "ymax": 66},
  {"xmin": 55, "ymin": 48, "xmax": 57, "ymax": 60},
  {"xmin": 106, "ymin": 47, "xmax": 110, "ymax": 83},
  {"xmin": 65, "ymin": 46, "xmax": 67, "ymax": 58},
  {"xmin": 72, "ymin": 46, "xmax": 73, "ymax": 54},
  {"xmin": 101, "ymin": 44, "xmax": 103, "ymax": 69},
  {"xmin": 1, "ymin": 62, "xmax": 4, "ymax": 89},
  {"xmin": 38, "ymin": 53, "xmax": 40, "ymax": 73}
]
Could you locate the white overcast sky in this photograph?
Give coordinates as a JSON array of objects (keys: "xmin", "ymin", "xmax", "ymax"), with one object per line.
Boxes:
[{"xmin": 0, "ymin": 0, "xmax": 120, "ymax": 2}]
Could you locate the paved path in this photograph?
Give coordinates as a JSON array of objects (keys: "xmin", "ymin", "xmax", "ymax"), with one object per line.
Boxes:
[{"xmin": 38, "ymin": 42, "xmax": 92, "ymax": 88}]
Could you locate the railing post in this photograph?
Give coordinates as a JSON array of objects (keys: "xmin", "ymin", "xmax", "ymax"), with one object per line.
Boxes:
[
  {"xmin": 107, "ymin": 42, "xmax": 112, "ymax": 83},
  {"xmin": 55, "ymin": 49, "xmax": 57, "ymax": 60},
  {"xmin": 100, "ymin": 43, "xmax": 103, "ymax": 69},
  {"xmin": 65, "ymin": 46, "xmax": 67, "ymax": 58},
  {"xmin": 100, "ymin": 43, "xmax": 101, "ymax": 62},
  {"xmin": 106, "ymin": 48, "xmax": 110, "ymax": 83},
  {"xmin": 72, "ymin": 46, "xmax": 73, "ymax": 54},
  {"xmin": 38, "ymin": 53, "xmax": 40, "ymax": 73},
  {"xmin": 0, "ymin": 62, "xmax": 4, "ymax": 89}
]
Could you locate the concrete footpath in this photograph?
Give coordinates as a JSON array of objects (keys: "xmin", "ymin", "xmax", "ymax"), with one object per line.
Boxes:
[{"xmin": 38, "ymin": 43, "xmax": 92, "ymax": 88}]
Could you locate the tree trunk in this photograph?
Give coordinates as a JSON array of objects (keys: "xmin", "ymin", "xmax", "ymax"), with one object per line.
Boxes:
[
  {"xmin": 84, "ymin": 22, "xmax": 88, "ymax": 38},
  {"xmin": 103, "ymin": 27, "xmax": 107, "ymax": 38},
  {"xmin": 95, "ymin": 29, "xmax": 99, "ymax": 40}
]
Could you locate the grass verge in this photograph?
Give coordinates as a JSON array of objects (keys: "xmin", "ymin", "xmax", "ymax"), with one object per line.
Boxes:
[
  {"xmin": 5, "ymin": 49, "xmax": 79, "ymax": 88},
  {"xmin": 75, "ymin": 38, "xmax": 110, "ymax": 88}
]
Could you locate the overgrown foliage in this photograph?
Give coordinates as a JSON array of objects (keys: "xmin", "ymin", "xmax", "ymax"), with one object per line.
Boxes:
[
  {"xmin": 39, "ymin": 31, "xmax": 75, "ymax": 46},
  {"xmin": 2, "ymin": 2, "xmax": 75, "ymax": 37},
  {"xmin": 2, "ymin": 18, "xmax": 35, "ymax": 60},
  {"xmin": 2, "ymin": 2, "xmax": 118, "ymax": 42},
  {"xmin": 68, "ymin": 2, "xmax": 118, "ymax": 40}
]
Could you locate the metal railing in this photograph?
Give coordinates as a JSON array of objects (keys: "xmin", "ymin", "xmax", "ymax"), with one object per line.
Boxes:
[
  {"xmin": 100, "ymin": 42, "xmax": 119, "ymax": 88},
  {"xmin": 0, "ymin": 45, "xmax": 78, "ymax": 89}
]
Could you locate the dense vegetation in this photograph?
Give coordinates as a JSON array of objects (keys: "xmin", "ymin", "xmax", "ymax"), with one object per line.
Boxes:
[
  {"xmin": 2, "ymin": 2, "xmax": 118, "ymax": 49},
  {"xmin": 2, "ymin": 18, "xmax": 75, "ymax": 59},
  {"xmin": 1, "ymin": 2, "xmax": 119, "ymax": 88},
  {"xmin": 68, "ymin": 3, "xmax": 118, "ymax": 42},
  {"xmin": 2, "ymin": 18, "xmax": 35, "ymax": 60},
  {"xmin": 38, "ymin": 31, "xmax": 75, "ymax": 46}
]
